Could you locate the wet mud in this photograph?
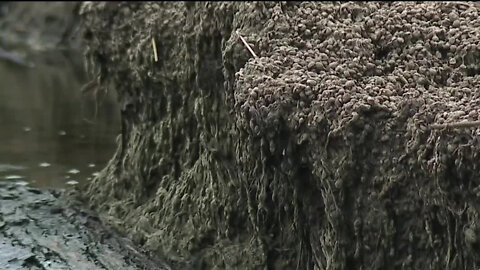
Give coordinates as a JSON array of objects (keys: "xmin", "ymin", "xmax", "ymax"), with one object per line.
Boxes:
[
  {"xmin": 79, "ymin": 2, "xmax": 480, "ymax": 270},
  {"xmin": 0, "ymin": 182, "xmax": 172, "ymax": 270}
]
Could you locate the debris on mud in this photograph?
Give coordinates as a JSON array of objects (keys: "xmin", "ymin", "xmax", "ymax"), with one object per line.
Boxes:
[{"xmin": 81, "ymin": 2, "xmax": 480, "ymax": 269}]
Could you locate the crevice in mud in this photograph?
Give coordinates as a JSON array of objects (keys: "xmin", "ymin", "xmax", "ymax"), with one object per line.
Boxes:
[
  {"xmin": 374, "ymin": 46, "xmax": 390, "ymax": 60},
  {"xmin": 22, "ymin": 255, "xmax": 45, "ymax": 269},
  {"xmin": 342, "ymin": 177, "xmax": 356, "ymax": 265},
  {"xmin": 438, "ymin": 47, "xmax": 449, "ymax": 60},
  {"xmin": 465, "ymin": 66, "xmax": 480, "ymax": 77}
]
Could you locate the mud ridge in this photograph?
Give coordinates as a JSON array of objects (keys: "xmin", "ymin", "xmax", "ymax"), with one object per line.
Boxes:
[{"xmin": 81, "ymin": 2, "xmax": 480, "ymax": 269}]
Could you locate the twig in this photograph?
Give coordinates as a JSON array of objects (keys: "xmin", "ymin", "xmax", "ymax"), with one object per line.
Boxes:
[
  {"xmin": 151, "ymin": 37, "xmax": 158, "ymax": 62},
  {"xmin": 431, "ymin": 120, "xmax": 480, "ymax": 130},
  {"xmin": 236, "ymin": 30, "xmax": 258, "ymax": 59},
  {"xmin": 80, "ymin": 73, "xmax": 106, "ymax": 122},
  {"xmin": 80, "ymin": 78, "xmax": 98, "ymax": 94}
]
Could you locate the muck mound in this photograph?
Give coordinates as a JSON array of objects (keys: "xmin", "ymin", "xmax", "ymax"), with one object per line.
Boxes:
[{"xmin": 81, "ymin": 2, "xmax": 480, "ymax": 269}]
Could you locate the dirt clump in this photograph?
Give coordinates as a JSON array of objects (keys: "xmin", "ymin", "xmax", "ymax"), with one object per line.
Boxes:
[{"xmin": 81, "ymin": 2, "xmax": 480, "ymax": 269}]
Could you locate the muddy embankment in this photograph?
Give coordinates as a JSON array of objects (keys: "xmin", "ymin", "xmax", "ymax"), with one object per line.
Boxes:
[{"xmin": 81, "ymin": 2, "xmax": 480, "ymax": 270}]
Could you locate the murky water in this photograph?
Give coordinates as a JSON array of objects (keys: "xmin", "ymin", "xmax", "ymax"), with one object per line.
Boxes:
[{"xmin": 0, "ymin": 50, "xmax": 120, "ymax": 188}]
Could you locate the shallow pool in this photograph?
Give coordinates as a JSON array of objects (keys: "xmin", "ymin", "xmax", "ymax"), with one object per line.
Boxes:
[{"xmin": 0, "ymin": 49, "xmax": 120, "ymax": 188}]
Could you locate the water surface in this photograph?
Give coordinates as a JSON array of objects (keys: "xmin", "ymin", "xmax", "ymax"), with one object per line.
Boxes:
[{"xmin": 0, "ymin": 50, "xmax": 120, "ymax": 188}]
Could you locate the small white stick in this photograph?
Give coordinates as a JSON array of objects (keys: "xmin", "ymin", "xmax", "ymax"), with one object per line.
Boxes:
[
  {"xmin": 236, "ymin": 30, "xmax": 258, "ymax": 59},
  {"xmin": 152, "ymin": 37, "xmax": 158, "ymax": 62}
]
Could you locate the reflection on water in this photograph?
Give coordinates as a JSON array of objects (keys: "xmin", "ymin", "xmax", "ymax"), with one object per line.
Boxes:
[{"xmin": 0, "ymin": 50, "xmax": 120, "ymax": 188}]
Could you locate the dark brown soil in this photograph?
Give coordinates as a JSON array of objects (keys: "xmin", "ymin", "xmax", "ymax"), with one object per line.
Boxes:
[{"xmin": 81, "ymin": 2, "xmax": 480, "ymax": 269}]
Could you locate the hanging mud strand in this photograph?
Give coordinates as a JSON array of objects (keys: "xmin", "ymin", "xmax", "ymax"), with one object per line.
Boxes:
[{"xmin": 236, "ymin": 30, "xmax": 258, "ymax": 59}]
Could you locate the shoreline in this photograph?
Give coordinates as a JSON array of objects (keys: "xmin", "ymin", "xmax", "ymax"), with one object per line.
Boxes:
[{"xmin": 0, "ymin": 182, "xmax": 172, "ymax": 270}]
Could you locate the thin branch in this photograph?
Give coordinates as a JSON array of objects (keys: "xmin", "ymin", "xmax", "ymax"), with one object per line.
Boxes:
[
  {"xmin": 151, "ymin": 37, "xmax": 158, "ymax": 62},
  {"xmin": 236, "ymin": 30, "xmax": 258, "ymax": 59},
  {"xmin": 430, "ymin": 120, "xmax": 480, "ymax": 130},
  {"xmin": 80, "ymin": 79, "xmax": 98, "ymax": 94},
  {"xmin": 81, "ymin": 72, "xmax": 101, "ymax": 94}
]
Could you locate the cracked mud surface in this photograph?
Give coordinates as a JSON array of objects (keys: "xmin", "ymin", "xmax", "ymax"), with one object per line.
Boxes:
[{"xmin": 0, "ymin": 182, "xmax": 172, "ymax": 270}]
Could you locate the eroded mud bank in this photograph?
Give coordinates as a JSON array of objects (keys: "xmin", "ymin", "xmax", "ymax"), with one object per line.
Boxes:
[{"xmin": 81, "ymin": 2, "xmax": 480, "ymax": 269}]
